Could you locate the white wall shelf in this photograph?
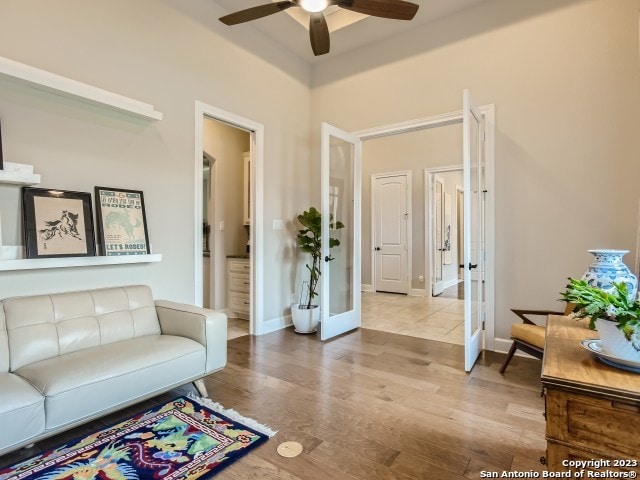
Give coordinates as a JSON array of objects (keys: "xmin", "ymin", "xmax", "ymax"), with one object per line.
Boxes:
[
  {"xmin": 0, "ymin": 162, "xmax": 40, "ymax": 186},
  {"xmin": 0, "ymin": 254, "xmax": 162, "ymax": 272},
  {"xmin": 0, "ymin": 55, "xmax": 163, "ymax": 121}
]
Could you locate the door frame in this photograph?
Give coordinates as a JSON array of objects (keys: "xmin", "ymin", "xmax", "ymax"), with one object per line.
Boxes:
[
  {"xmin": 194, "ymin": 101, "xmax": 265, "ymax": 336},
  {"xmin": 352, "ymin": 104, "xmax": 496, "ymax": 351},
  {"xmin": 370, "ymin": 170, "xmax": 412, "ymax": 295}
]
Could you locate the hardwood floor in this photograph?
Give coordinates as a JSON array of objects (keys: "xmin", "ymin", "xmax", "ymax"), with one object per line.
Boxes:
[
  {"xmin": 212, "ymin": 327, "xmax": 547, "ymax": 479},
  {"xmin": 0, "ymin": 328, "xmax": 546, "ymax": 479}
]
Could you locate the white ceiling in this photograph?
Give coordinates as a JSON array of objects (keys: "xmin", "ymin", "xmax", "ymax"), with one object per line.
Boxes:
[{"xmin": 213, "ymin": 0, "xmax": 491, "ymax": 63}]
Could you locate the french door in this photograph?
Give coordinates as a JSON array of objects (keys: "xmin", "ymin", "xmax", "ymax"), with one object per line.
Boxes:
[
  {"xmin": 320, "ymin": 123, "xmax": 362, "ymax": 341},
  {"xmin": 463, "ymin": 90, "xmax": 485, "ymax": 371},
  {"xmin": 432, "ymin": 175, "xmax": 445, "ymax": 296}
]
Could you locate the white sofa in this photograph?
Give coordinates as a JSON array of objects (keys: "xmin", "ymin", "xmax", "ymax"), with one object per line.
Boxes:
[{"xmin": 0, "ymin": 285, "xmax": 227, "ymax": 456}]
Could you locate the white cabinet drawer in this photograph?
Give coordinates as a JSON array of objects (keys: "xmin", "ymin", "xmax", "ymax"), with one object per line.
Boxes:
[
  {"xmin": 229, "ymin": 292, "xmax": 250, "ymax": 313},
  {"xmin": 228, "ymin": 259, "xmax": 250, "ymax": 273},
  {"xmin": 229, "ymin": 274, "xmax": 250, "ymax": 293},
  {"xmin": 227, "ymin": 258, "xmax": 250, "ymax": 318}
]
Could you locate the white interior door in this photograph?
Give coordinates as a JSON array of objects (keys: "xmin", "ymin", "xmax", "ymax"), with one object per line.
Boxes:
[
  {"xmin": 463, "ymin": 89, "xmax": 485, "ymax": 371},
  {"xmin": 320, "ymin": 123, "xmax": 361, "ymax": 341},
  {"xmin": 373, "ymin": 174, "xmax": 409, "ymax": 294},
  {"xmin": 432, "ymin": 175, "xmax": 445, "ymax": 296}
]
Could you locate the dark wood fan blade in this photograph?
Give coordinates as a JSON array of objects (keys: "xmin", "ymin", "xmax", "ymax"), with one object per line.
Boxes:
[
  {"xmin": 336, "ymin": 0, "xmax": 419, "ymax": 20},
  {"xmin": 309, "ymin": 12, "xmax": 330, "ymax": 56},
  {"xmin": 220, "ymin": 1, "xmax": 295, "ymax": 26}
]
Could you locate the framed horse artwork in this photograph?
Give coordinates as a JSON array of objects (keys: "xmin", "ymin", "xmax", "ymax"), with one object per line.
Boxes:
[
  {"xmin": 22, "ymin": 187, "xmax": 96, "ymax": 258},
  {"xmin": 94, "ymin": 186, "xmax": 150, "ymax": 256}
]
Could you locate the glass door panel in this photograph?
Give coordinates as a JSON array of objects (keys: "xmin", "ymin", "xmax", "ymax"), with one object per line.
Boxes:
[
  {"xmin": 463, "ymin": 90, "xmax": 484, "ymax": 371},
  {"xmin": 320, "ymin": 123, "xmax": 361, "ymax": 341}
]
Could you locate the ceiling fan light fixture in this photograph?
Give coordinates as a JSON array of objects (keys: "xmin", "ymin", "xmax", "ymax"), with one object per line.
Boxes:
[
  {"xmin": 299, "ymin": 0, "xmax": 329, "ymax": 13},
  {"xmin": 219, "ymin": 0, "xmax": 419, "ymax": 56}
]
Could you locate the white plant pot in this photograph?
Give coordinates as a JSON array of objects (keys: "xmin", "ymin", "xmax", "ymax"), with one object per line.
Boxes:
[
  {"xmin": 291, "ymin": 304, "xmax": 320, "ymax": 334},
  {"xmin": 596, "ymin": 318, "xmax": 640, "ymax": 362}
]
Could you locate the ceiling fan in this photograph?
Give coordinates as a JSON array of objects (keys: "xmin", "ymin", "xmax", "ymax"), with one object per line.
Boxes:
[{"xmin": 219, "ymin": 0, "xmax": 420, "ymax": 56}]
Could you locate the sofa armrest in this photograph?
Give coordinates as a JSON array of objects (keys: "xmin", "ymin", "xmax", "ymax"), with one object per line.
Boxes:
[{"xmin": 155, "ymin": 300, "xmax": 227, "ymax": 374}]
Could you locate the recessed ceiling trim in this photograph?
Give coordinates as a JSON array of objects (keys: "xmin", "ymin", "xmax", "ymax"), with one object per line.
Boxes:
[
  {"xmin": 215, "ymin": 0, "xmax": 493, "ymax": 63},
  {"xmin": 271, "ymin": 0, "xmax": 369, "ymax": 32}
]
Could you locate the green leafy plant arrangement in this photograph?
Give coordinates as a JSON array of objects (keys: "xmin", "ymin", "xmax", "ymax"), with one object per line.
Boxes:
[
  {"xmin": 560, "ymin": 278, "xmax": 640, "ymax": 342},
  {"xmin": 296, "ymin": 207, "xmax": 344, "ymax": 309}
]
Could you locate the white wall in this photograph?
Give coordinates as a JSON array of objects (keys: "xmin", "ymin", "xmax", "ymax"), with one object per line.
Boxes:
[
  {"xmin": 1, "ymin": 0, "xmax": 638, "ymax": 343},
  {"xmin": 0, "ymin": 0, "xmax": 311, "ymax": 326},
  {"xmin": 312, "ymin": 0, "xmax": 640, "ymax": 340}
]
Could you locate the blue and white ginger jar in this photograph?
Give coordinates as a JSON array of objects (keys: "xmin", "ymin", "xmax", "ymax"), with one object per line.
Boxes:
[{"xmin": 582, "ymin": 249, "xmax": 638, "ymax": 302}]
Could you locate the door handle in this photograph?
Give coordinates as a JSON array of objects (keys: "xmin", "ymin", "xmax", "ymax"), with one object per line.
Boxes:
[
  {"xmin": 325, "ymin": 256, "xmax": 331, "ymax": 262},
  {"xmin": 375, "ymin": 247, "xmax": 381, "ymax": 251},
  {"xmin": 468, "ymin": 263, "xmax": 478, "ymax": 270}
]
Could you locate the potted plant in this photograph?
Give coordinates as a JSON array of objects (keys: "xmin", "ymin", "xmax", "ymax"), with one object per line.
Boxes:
[
  {"xmin": 291, "ymin": 207, "xmax": 344, "ymax": 333},
  {"xmin": 561, "ymin": 278, "xmax": 640, "ymax": 362}
]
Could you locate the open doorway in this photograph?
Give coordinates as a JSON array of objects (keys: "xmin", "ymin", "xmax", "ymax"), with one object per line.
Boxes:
[
  {"xmin": 360, "ymin": 124, "xmax": 466, "ymax": 345},
  {"xmin": 354, "ymin": 103, "xmax": 495, "ymax": 352},
  {"xmin": 201, "ymin": 117, "xmax": 251, "ymax": 339},
  {"xmin": 194, "ymin": 101, "xmax": 265, "ymax": 338}
]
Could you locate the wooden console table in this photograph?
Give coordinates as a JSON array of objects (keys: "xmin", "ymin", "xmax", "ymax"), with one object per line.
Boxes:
[{"xmin": 541, "ymin": 315, "xmax": 640, "ymax": 473}]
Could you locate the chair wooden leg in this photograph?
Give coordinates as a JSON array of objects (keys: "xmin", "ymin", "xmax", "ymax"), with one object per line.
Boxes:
[{"xmin": 500, "ymin": 341, "xmax": 518, "ymax": 374}]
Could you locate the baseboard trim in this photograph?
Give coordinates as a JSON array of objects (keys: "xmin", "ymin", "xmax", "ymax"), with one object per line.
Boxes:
[
  {"xmin": 494, "ymin": 337, "xmax": 537, "ymax": 359},
  {"xmin": 260, "ymin": 314, "xmax": 292, "ymax": 335},
  {"xmin": 363, "ymin": 285, "xmax": 423, "ymax": 296},
  {"xmin": 494, "ymin": 337, "xmax": 512, "ymax": 354},
  {"xmin": 443, "ymin": 278, "xmax": 462, "ymax": 289}
]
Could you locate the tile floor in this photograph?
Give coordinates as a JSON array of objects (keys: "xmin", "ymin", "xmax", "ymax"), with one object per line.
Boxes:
[
  {"xmin": 362, "ymin": 291, "xmax": 465, "ymax": 344},
  {"xmin": 227, "ymin": 317, "xmax": 250, "ymax": 340},
  {"xmin": 226, "ymin": 285, "xmax": 465, "ymax": 345}
]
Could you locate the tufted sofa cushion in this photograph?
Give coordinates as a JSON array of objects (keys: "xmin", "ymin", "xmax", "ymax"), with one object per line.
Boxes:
[
  {"xmin": 15, "ymin": 335, "xmax": 205, "ymax": 429},
  {"xmin": 3, "ymin": 285, "xmax": 161, "ymax": 371}
]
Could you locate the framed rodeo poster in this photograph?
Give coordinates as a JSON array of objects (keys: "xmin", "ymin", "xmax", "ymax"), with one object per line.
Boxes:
[{"xmin": 94, "ymin": 186, "xmax": 150, "ymax": 256}]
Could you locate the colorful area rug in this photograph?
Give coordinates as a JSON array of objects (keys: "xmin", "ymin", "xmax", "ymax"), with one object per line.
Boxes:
[{"xmin": 0, "ymin": 396, "xmax": 275, "ymax": 480}]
